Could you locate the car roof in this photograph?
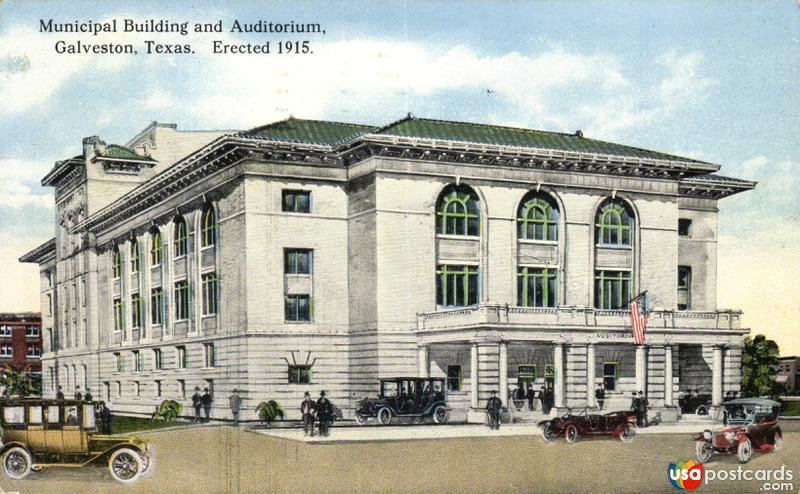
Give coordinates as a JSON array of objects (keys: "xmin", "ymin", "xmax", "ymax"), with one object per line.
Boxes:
[{"xmin": 724, "ymin": 397, "xmax": 781, "ymax": 407}]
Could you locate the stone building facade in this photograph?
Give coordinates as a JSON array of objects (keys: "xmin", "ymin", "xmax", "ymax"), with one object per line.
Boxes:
[{"xmin": 21, "ymin": 116, "xmax": 754, "ymax": 422}]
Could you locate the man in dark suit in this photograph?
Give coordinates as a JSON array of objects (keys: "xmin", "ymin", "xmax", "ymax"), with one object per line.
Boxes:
[
  {"xmin": 595, "ymin": 384, "xmax": 605, "ymax": 410},
  {"xmin": 201, "ymin": 387, "xmax": 213, "ymax": 422},
  {"xmin": 630, "ymin": 392, "xmax": 640, "ymax": 425},
  {"xmin": 485, "ymin": 390, "xmax": 503, "ymax": 430},
  {"xmin": 316, "ymin": 391, "xmax": 333, "ymax": 436},
  {"xmin": 637, "ymin": 391, "xmax": 649, "ymax": 427},
  {"xmin": 192, "ymin": 387, "xmax": 203, "ymax": 422},
  {"xmin": 74, "ymin": 386, "xmax": 83, "ymax": 401},
  {"xmin": 526, "ymin": 386, "xmax": 535, "ymax": 411},
  {"xmin": 301, "ymin": 391, "xmax": 317, "ymax": 436},
  {"xmin": 539, "ymin": 386, "xmax": 550, "ymax": 414},
  {"xmin": 84, "ymin": 388, "xmax": 93, "ymax": 402},
  {"xmin": 56, "ymin": 385, "xmax": 65, "ymax": 400}
]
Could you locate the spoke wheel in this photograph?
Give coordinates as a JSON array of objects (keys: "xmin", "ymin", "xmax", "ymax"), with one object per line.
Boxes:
[
  {"xmin": 541, "ymin": 423, "xmax": 556, "ymax": 442},
  {"xmin": 411, "ymin": 416, "xmax": 423, "ymax": 425},
  {"xmin": 3, "ymin": 447, "xmax": 32, "ymax": 480},
  {"xmin": 432, "ymin": 405, "xmax": 448, "ymax": 424},
  {"xmin": 565, "ymin": 424, "xmax": 579, "ymax": 444},
  {"xmin": 355, "ymin": 414, "xmax": 367, "ymax": 425},
  {"xmin": 695, "ymin": 440, "xmax": 713, "ymax": 463},
  {"xmin": 109, "ymin": 448, "xmax": 142, "ymax": 484},
  {"xmin": 619, "ymin": 425, "xmax": 635, "ymax": 443},
  {"xmin": 737, "ymin": 438, "xmax": 753, "ymax": 464},
  {"xmin": 695, "ymin": 405, "xmax": 708, "ymax": 416},
  {"xmin": 377, "ymin": 407, "xmax": 392, "ymax": 425},
  {"xmin": 773, "ymin": 434, "xmax": 783, "ymax": 452}
]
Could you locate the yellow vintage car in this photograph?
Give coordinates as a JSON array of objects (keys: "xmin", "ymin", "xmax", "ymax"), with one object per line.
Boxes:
[{"xmin": 0, "ymin": 399, "xmax": 154, "ymax": 483}]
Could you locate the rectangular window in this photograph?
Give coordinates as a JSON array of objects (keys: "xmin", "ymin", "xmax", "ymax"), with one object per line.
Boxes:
[
  {"xmin": 116, "ymin": 382, "xmax": 122, "ymax": 397},
  {"xmin": 204, "ymin": 343, "xmax": 215, "ymax": 368},
  {"xmin": 151, "ymin": 287, "xmax": 164, "ymax": 325},
  {"xmin": 114, "ymin": 352, "xmax": 122, "ymax": 372},
  {"xmin": 594, "ymin": 270, "xmax": 632, "ymax": 310},
  {"xmin": 436, "ymin": 265, "xmax": 479, "ymax": 307},
  {"xmin": 678, "ymin": 265, "xmax": 692, "ymax": 311},
  {"xmin": 113, "ymin": 298, "xmax": 125, "ymax": 333},
  {"xmin": 281, "ymin": 190, "xmax": 311, "ymax": 213},
  {"xmin": 517, "ymin": 267, "xmax": 558, "ymax": 307},
  {"xmin": 0, "ymin": 344, "xmax": 12, "ymax": 357},
  {"xmin": 518, "ymin": 365, "xmax": 537, "ymax": 390},
  {"xmin": 134, "ymin": 381, "xmax": 140, "ymax": 397},
  {"xmin": 288, "ymin": 365, "xmax": 312, "ymax": 384},
  {"xmin": 176, "ymin": 346, "xmax": 187, "ymax": 369},
  {"xmin": 131, "ymin": 294, "xmax": 143, "ymax": 329},
  {"xmin": 25, "ymin": 325, "xmax": 40, "ymax": 338},
  {"xmin": 133, "ymin": 350, "xmax": 142, "ymax": 372},
  {"xmin": 153, "ymin": 348, "xmax": 162, "ymax": 370},
  {"xmin": 155, "ymin": 380, "xmax": 162, "ymax": 398},
  {"xmin": 174, "ymin": 280, "xmax": 190, "ymax": 320},
  {"xmin": 446, "ymin": 365, "xmax": 462, "ymax": 391},
  {"xmin": 47, "ymin": 294, "xmax": 53, "ymax": 316},
  {"xmin": 103, "ymin": 382, "xmax": 110, "ymax": 401},
  {"xmin": 0, "ymin": 325, "xmax": 10, "ymax": 337},
  {"xmin": 678, "ymin": 218, "xmax": 693, "ymax": 237},
  {"xmin": 177, "ymin": 379, "xmax": 186, "ymax": 399},
  {"xmin": 26, "ymin": 346, "xmax": 41, "ymax": 358},
  {"xmin": 285, "ymin": 295, "xmax": 312, "ymax": 322},
  {"xmin": 131, "ymin": 242, "xmax": 141, "ymax": 273},
  {"xmin": 201, "ymin": 273, "xmax": 219, "ymax": 315},
  {"xmin": 603, "ymin": 362, "xmax": 619, "ymax": 391},
  {"xmin": 284, "ymin": 249, "xmax": 313, "ymax": 275}
]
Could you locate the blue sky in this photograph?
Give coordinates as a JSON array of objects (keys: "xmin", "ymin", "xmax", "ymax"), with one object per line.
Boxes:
[{"xmin": 0, "ymin": 1, "xmax": 797, "ymax": 353}]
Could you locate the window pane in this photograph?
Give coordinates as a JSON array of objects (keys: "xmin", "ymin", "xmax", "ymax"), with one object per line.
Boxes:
[
  {"xmin": 3, "ymin": 406, "xmax": 24, "ymax": 424},
  {"xmin": 297, "ymin": 193, "xmax": 310, "ymax": 213}
]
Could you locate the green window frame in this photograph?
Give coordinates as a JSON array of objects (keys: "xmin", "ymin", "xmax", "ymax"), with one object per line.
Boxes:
[
  {"xmin": 150, "ymin": 230, "xmax": 163, "ymax": 266},
  {"xmin": 517, "ymin": 267, "xmax": 558, "ymax": 307},
  {"xmin": 113, "ymin": 298, "xmax": 125, "ymax": 334},
  {"xmin": 130, "ymin": 293, "xmax": 143, "ymax": 329},
  {"xmin": 174, "ymin": 217, "xmax": 188, "ymax": 258},
  {"xmin": 201, "ymin": 272, "xmax": 219, "ymax": 315},
  {"xmin": 288, "ymin": 364, "xmax": 312, "ymax": 384},
  {"xmin": 436, "ymin": 265, "xmax": 479, "ymax": 307},
  {"xmin": 518, "ymin": 365, "xmax": 537, "ymax": 389},
  {"xmin": 545, "ymin": 364, "xmax": 555, "ymax": 380},
  {"xmin": 151, "ymin": 287, "xmax": 165, "ymax": 325},
  {"xmin": 284, "ymin": 249, "xmax": 313, "ymax": 275},
  {"xmin": 436, "ymin": 185, "xmax": 480, "ymax": 236},
  {"xmin": 112, "ymin": 248, "xmax": 123, "ymax": 279},
  {"xmin": 174, "ymin": 280, "xmax": 190, "ymax": 320},
  {"xmin": 130, "ymin": 240, "xmax": 140, "ymax": 273},
  {"xmin": 518, "ymin": 194, "xmax": 559, "ymax": 241},
  {"xmin": 285, "ymin": 295, "xmax": 312, "ymax": 322},
  {"xmin": 596, "ymin": 200, "xmax": 634, "ymax": 246},
  {"xmin": 594, "ymin": 270, "xmax": 632, "ymax": 310},
  {"xmin": 201, "ymin": 206, "xmax": 217, "ymax": 247},
  {"xmin": 282, "ymin": 190, "xmax": 311, "ymax": 213}
]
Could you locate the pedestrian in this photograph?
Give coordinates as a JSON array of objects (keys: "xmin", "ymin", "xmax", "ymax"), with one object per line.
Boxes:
[
  {"xmin": 191, "ymin": 387, "xmax": 203, "ymax": 422},
  {"xmin": 84, "ymin": 388, "xmax": 93, "ymax": 402},
  {"xmin": 74, "ymin": 386, "xmax": 83, "ymax": 401},
  {"xmin": 595, "ymin": 384, "xmax": 605, "ymax": 410},
  {"xmin": 316, "ymin": 391, "xmax": 333, "ymax": 437},
  {"xmin": 540, "ymin": 386, "xmax": 551, "ymax": 414},
  {"xmin": 638, "ymin": 391, "xmax": 649, "ymax": 427},
  {"xmin": 526, "ymin": 386, "xmax": 535, "ymax": 411},
  {"xmin": 56, "ymin": 385, "xmax": 65, "ymax": 400},
  {"xmin": 201, "ymin": 387, "xmax": 213, "ymax": 422},
  {"xmin": 229, "ymin": 389, "xmax": 242, "ymax": 426},
  {"xmin": 96, "ymin": 402, "xmax": 112, "ymax": 433},
  {"xmin": 301, "ymin": 391, "xmax": 317, "ymax": 436},
  {"xmin": 723, "ymin": 391, "xmax": 732, "ymax": 402},
  {"xmin": 630, "ymin": 392, "xmax": 640, "ymax": 425},
  {"xmin": 485, "ymin": 390, "xmax": 503, "ymax": 430}
]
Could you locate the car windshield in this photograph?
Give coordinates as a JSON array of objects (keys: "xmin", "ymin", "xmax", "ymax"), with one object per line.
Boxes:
[{"xmin": 720, "ymin": 404, "xmax": 754, "ymax": 425}]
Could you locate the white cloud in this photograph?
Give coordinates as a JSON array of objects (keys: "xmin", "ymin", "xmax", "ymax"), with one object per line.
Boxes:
[{"xmin": 0, "ymin": 159, "xmax": 54, "ymax": 210}]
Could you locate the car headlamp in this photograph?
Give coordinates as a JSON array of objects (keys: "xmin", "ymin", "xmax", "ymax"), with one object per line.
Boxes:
[
  {"xmin": 703, "ymin": 430, "xmax": 712, "ymax": 440},
  {"xmin": 725, "ymin": 432, "xmax": 735, "ymax": 443}
]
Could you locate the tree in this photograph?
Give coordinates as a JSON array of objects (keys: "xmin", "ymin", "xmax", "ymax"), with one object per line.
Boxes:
[
  {"xmin": 741, "ymin": 334, "xmax": 785, "ymax": 398},
  {"xmin": 0, "ymin": 365, "xmax": 42, "ymax": 397}
]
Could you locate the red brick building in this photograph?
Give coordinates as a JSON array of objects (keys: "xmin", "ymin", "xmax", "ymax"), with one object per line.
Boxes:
[{"xmin": 0, "ymin": 313, "xmax": 43, "ymax": 375}]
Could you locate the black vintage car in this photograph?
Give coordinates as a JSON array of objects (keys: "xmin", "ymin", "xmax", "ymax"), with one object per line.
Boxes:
[
  {"xmin": 355, "ymin": 377, "xmax": 449, "ymax": 425},
  {"xmin": 679, "ymin": 392, "xmax": 713, "ymax": 415},
  {"xmin": 539, "ymin": 408, "xmax": 637, "ymax": 443}
]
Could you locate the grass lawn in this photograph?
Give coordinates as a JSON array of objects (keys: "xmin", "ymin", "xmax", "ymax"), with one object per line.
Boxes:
[
  {"xmin": 781, "ymin": 399, "xmax": 800, "ymax": 416},
  {"xmin": 111, "ymin": 415, "xmax": 190, "ymax": 434}
]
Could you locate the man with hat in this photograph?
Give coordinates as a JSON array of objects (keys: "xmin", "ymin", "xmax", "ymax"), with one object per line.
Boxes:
[
  {"xmin": 301, "ymin": 391, "xmax": 317, "ymax": 436},
  {"xmin": 316, "ymin": 391, "xmax": 333, "ymax": 437},
  {"xmin": 229, "ymin": 389, "xmax": 242, "ymax": 426},
  {"xmin": 485, "ymin": 390, "xmax": 503, "ymax": 430}
]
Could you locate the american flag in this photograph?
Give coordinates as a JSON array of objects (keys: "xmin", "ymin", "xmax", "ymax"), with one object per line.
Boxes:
[{"xmin": 629, "ymin": 291, "xmax": 649, "ymax": 345}]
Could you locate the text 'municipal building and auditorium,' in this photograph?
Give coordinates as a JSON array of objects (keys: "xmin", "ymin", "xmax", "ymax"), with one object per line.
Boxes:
[{"xmin": 19, "ymin": 116, "xmax": 755, "ymax": 422}]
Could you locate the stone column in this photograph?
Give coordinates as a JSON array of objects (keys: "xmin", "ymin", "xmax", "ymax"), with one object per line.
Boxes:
[
  {"xmin": 554, "ymin": 343, "xmax": 565, "ymax": 408},
  {"xmin": 586, "ymin": 344, "xmax": 596, "ymax": 407},
  {"xmin": 418, "ymin": 345, "xmax": 429, "ymax": 378},
  {"xmin": 664, "ymin": 345, "xmax": 674, "ymax": 407},
  {"xmin": 635, "ymin": 345, "xmax": 647, "ymax": 394},
  {"xmin": 499, "ymin": 341, "xmax": 508, "ymax": 406},
  {"xmin": 470, "ymin": 343, "xmax": 479, "ymax": 409},
  {"xmin": 712, "ymin": 345, "xmax": 724, "ymax": 406}
]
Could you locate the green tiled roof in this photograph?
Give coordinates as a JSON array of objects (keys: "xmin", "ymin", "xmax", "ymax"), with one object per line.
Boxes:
[
  {"xmin": 98, "ymin": 145, "xmax": 155, "ymax": 162},
  {"xmin": 375, "ymin": 117, "xmax": 710, "ymax": 165},
  {"xmin": 238, "ymin": 118, "xmax": 379, "ymax": 146}
]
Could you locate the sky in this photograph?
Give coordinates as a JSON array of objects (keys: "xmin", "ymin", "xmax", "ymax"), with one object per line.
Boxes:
[{"xmin": 0, "ymin": 1, "xmax": 797, "ymax": 354}]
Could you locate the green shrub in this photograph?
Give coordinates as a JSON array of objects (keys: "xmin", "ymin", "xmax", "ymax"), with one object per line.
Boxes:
[
  {"xmin": 152, "ymin": 399, "xmax": 183, "ymax": 421},
  {"xmin": 256, "ymin": 400, "xmax": 284, "ymax": 426}
]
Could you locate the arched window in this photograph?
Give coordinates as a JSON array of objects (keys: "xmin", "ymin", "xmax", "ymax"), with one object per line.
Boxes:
[
  {"xmin": 112, "ymin": 246, "xmax": 123, "ymax": 279},
  {"xmin": 517, "ymin": 192, "xmax": 559, "ymax": 241},
  {"xmin": 150, "ymin": 228, "xmax": 163, "ymax": 266},
  {"xmin": 174, "ymin": 216, "xmax": 188, "ymax": 257},
  {"xmin": 436, "ymin": 185, "xmax": 480, "ymax": 236},
  {"xmin": 201, "ymin": 205, "xmax": 217, "ymax": 247},
  {"xmin": 596, "ymin": 199, "xmax": 634, "ymax": 246},
  {"xmin": 130, "ymin": 239, "xmax": 140, "ymax": 273}
]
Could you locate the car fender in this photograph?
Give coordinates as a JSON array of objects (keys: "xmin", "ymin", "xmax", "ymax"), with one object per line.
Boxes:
[
  {"xmin": 774, "ymin": 426, "xmax": 782, "ymax": 438},
  {"xmin": 421, "ymin": 400, "xmax": 447, "ymax": 416},
  {"xmin": 735, "ymin": 432, "xmax": 750, "ymax": 444},
  {"xmin": 0, "ymin": 441, "xmax": 30, "ymax": 457}
]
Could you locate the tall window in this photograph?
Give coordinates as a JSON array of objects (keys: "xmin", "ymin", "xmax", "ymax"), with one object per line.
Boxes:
[
  {"xmin": 282, "ymin": 190, "xmax": 311, "ymax": 213},
  {"xmin": 678, "ymin": 218, "xmax": 693, "ymax": 238},
  {"xmin": 201, "ymin": 273, "xmax": 219, "ymax": 315},
  {"xmin": 594, "ymin": 270, "xmax": 631, "ymax": 310},
  {"xmin": 150, "ymin": 228, "xmax": 163, "ymax": 266},
  {"xmin": 603, "ymin": 362, "xmax": 619, "ymax": 391},
  {"xmin": 201, "ymin": 205, "xmax": 217, "ymax": 247},
  {"xmin": 284, "ymin": 249, "xmax": 313, "ymax": 274},
  {"xmin": 596, "ymin": 199, "xmax": 634, "ymax": 246},
  {"xmin": 153, "ymin": 348, "xmax": 163, "ymax": 370},
  {"xmin": 112, "ymin": 246, "xmax": 123, "ymax": 279},
  {"xmin": 285, "ymin": 295, "xmax": 311, "ymax": 322},
  {"xmin": 133, "ymin": 350, "xmax": 142, "ymax": 372},
  {"xmin": 288, "ymin": 365, "xmax": 312, "ymax": 384},
  {"xmin": 113, "ymin": 298, "xmax": 125, "ymax": 333},
  {"xmin": 131, "ymin": 294, "xmax": 142, "ymax": 329},
  {"xmin": 518, "ymin": 193, "xmax": 559, "ymax": 241},
  {"xmin": 173, "ymin": 216, "xmax": 188, "ymax": 258},
  {"xmin": 204, "ymin": 343, "xmax": 216, "ymax": 368},
  {"xmin": 436, "ymin": 265, "xmax": 479, "ymax": 307},
  {"xmin": 447, "ymin": 365, "xmax": 462, "ymax": 391},
  {"xmin": 518, "ymin": 267, "xmax": 558, "ymax": 307},
  {"xmin": 678, "ymin": 265, "xmax": 692, "ymax": 310},
  {"xmin": 151, "ymin": 287, "xmax": 164, "ymax": 325},
  {"xmin": 114, "ymin": 352, "xmax": 122, "ymax": 372},
  {"xmin": 174, "ymin": 280, "xmax": 190, "ymax": 320},
  {"xmin": 130, "ymin": 239, "xmax": 140, "ymax": 273},
  {"xmin": 176, "ymin": 346, "xmax": 187, "ymax": 369},
  {"xmin": 436, "ymin": 185, "xmax": 480, "ymax": 236}
]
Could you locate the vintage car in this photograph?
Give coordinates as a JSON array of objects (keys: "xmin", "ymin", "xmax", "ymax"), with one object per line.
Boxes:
[
  {"xmin": 694, "ymin": 398, "xmax": 783, "ymax": 464},
  {"xmin": 355, "ymin": 377, "xmax": 449, "ymax": 425},
  {"xmin": 679, "ymin": 392, "xmax": 713, "ymax": 415},
  {"xmin": 0, "ymin": 399, "xmax": 154, "ymax": 483},
  {"xmin": 539, "ymin": 408, "xmax": 636, "ymax": 443}
]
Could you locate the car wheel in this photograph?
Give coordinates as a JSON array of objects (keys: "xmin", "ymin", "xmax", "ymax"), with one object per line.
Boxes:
[
  {"xmin": 355, "ymin": 414, "xmax": 368, "ymax": 425},
  {"xmin": 411, "ymin": 416, "xmax": 423, "ymax": 425},
  {"xmin": 695, "ymin": 405, "xmax": 708, "ymax": 416},
  {"xmin": 619, "ymin": 425, "xmax": 635, "ymax": 443},
  {"xmin": 773, "ymin": 433, "xmax": 783, "ymax": 452},
  {"xmin": 695, "ymin": 440, "xmax": 713, "ymax": 463},
  {"xmin": 737, "ymin": 438, "xmax": 753, "ymax": 464},
  {"xmin": 565, "ymin": 424, "xmax": 579, "ymax": 444},
  {"xmin": 377, "ymin": 407, "xmax": 392, "ymax": 425},
  {"xmin": 140, "ymin": 449, "xmax": 155, "ymax": 477},
  {"xmin": 3, "ymin": 447, "xmax": 32, "ymax": 480},
  {"xmin": 432, "ymin": 405, "xmax": 448, "ymax": 424},
  {"xmin": 108, "ymin": 448, "xmax": 143, "ymax": 484},
  {"xmin": 541, "ymin": 423, "xmax": 557, "ymax": 442}
]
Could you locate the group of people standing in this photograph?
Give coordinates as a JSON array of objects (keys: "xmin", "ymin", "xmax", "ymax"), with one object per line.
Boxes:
[
  {"xmin": 55, "ymin": 385, "xmax": 93, "ymax": 402},
  {"xmin": 630, "ymin": 390, "xmax": 649, "ymax": 427},
  {"xmin": 300, "ymin": 390, "xmax": 335, "ymax": 436},
  {"xmin": 191, "ymin": 387, "xmax": 214, "ymax": 422},
  {"xmin": 511, "ymin": 385, "xmax": 555, "ymax": 414}
]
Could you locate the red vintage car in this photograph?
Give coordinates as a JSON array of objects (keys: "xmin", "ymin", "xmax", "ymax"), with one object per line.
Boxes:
[
  {"xmin": 539, "ymin": 408, "xmax": 636, "ymax": 443},
  {"xmin": 695, "ymin": 398, "xmax": 783, "ymax": 464}
]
